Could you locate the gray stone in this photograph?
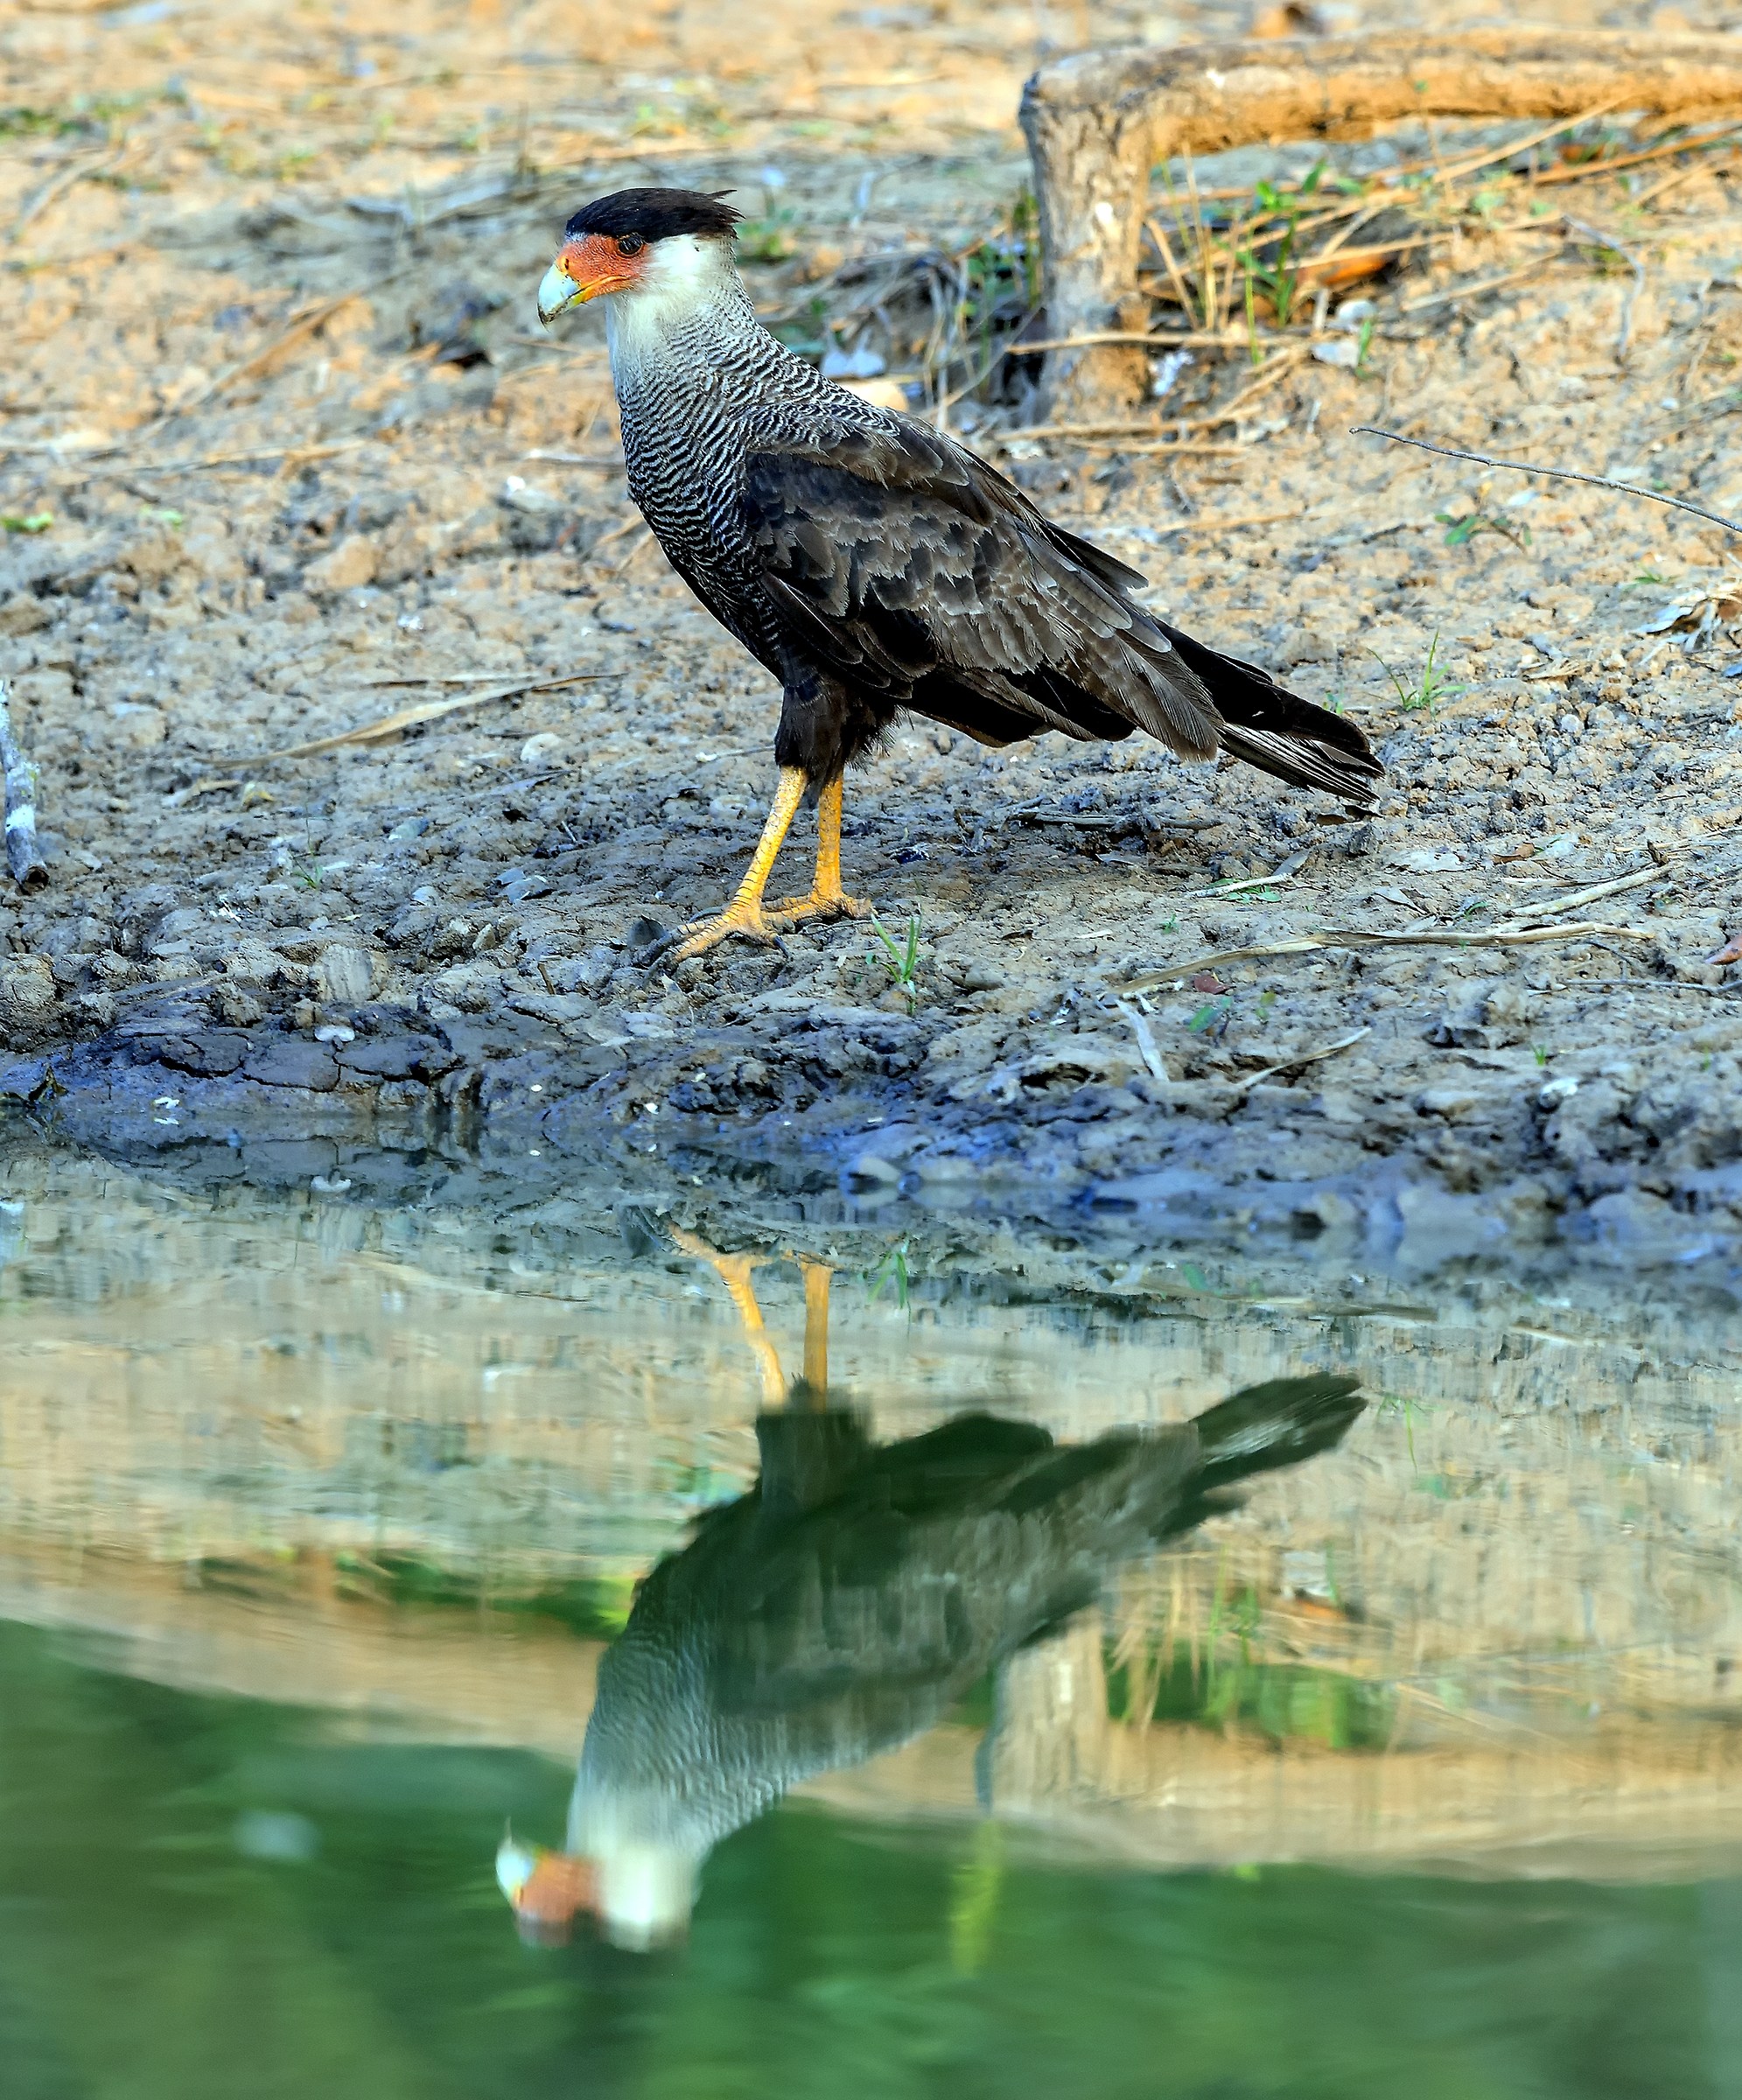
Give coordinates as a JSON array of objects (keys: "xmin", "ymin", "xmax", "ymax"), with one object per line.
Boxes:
[
  {"xmin": 317, "ymin": 945, "xmax": 378, "ymax": 1004},
  {"xmin": 544, "ymin": 948, "xmax": 617, "ymax": 996},
  {"xmin": 844, "ymin": 1152, "xmax": 903, "ymax": 1186},
  {"xmin": 242, "ymin": 1040, "xmax": 339, "ymax": 1091},
  {"xmin": 334, "ymin": 1034, "xmax": 452, "ymax": 1080},
  {"xmin": 154, "ymin": 1032, "xmax": 248, "ymax": 1076},
  {"xmin": 0, "ymin": 955, "xmax": 56, "ymax": 1020}
]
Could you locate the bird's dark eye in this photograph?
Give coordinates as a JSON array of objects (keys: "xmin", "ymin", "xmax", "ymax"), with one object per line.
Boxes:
[{"xmin": 616, "ymin": 234, "xmax": 645, "ymax": 257}]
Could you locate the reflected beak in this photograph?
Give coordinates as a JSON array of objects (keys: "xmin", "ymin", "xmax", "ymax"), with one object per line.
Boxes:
[{"xmin": 496, "ymin": 1836, "xmax": 597, "ymax": 1943}]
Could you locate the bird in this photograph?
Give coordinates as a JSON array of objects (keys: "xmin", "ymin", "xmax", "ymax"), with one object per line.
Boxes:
[
  {"xmin": 537, "ymin": 189, "xmax": 1385, "ymax": 962},
  {"xmin": 535, "ymin": 186, "xmax": 1383, "ymax": 964},
  {"xmin": 496, "ymin": 1361, "xmax": 1364, "ymax": 1948}
]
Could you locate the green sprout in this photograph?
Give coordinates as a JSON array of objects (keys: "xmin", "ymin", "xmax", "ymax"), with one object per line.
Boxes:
[
  {"xmin": 1368, "ymin": 630, "xmax": 1466, "ymax": 713},
  {"xmin": 1377, "ymin": 1392, "xmax": 1431, "ymax": 1471},
  {"xmin": 738, "ymin": 211, "xmax": 799, "ymax": 263},
  {"xmin": 1235, "ymin": 164, "xmax": 1325, "ymax": 351},
  {"xmin": 867, "ymin": 911, "xmax": 923, "ymax": 1013},
  {"xmin": 0, "ymin": 513, "xmax": 52, "ymax": 535},
  {"xmin": 864, "ymin": 1237, "xmax": 911, "ymax": 1311},
  {"xmin": 1437, "ymin": 509, "xmax": 1529, "ymax": 550}
]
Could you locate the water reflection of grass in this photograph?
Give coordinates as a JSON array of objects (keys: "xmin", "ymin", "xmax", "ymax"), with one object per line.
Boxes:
[
  {"xmin": 332, "ymin": 1553, "xmax": 639, "ymax": 1638},
  {"xmin": 1108, "ymin": 1645, "xmax": 1395, "ymax": 1752}
]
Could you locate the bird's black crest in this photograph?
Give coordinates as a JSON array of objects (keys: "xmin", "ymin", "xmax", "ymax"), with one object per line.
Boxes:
[{"xmin": 564, "ymin": 187, "xmax": 741, "ymax": 243}]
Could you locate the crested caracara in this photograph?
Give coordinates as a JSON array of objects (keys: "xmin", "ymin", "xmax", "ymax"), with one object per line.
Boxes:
[{"xmin": 537, "ymin": 187, "xmax": 1382, "ymax": 961}]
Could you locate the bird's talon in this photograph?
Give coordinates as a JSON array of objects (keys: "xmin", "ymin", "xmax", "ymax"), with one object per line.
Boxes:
[
  {"xmin": 633, "ymin": 928, "xmax": 685, "ymax": 970},
  {"xmin": 671, "ymin": 900, "xmax": 778, "ymax": 961}
]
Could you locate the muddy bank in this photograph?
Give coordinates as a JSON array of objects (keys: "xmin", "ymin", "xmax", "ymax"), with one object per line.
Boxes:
[{"xmin": 5, "ymin": 962, "xmax": 1742, "ymax": 1292}]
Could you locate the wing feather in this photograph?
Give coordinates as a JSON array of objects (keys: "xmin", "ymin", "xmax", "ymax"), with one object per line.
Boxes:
[{"xmin": 742, "ymin": 418, "xmax": 1225, "ymax": 760}]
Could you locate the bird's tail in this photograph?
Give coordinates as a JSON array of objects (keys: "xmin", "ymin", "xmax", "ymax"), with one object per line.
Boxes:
[
  {"xmin": 1153, "ymin": 620, "xmax": 1384, "ymax": 811},
  {"xmin": 1189, "ymin": 1373, "xmax": 1366, "ymax": 1494}
]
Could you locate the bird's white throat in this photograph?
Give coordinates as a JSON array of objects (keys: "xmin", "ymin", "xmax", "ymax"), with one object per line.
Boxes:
[{"xmin": 605, "ymin": 234, "xmax": 750, "ymax": 382}]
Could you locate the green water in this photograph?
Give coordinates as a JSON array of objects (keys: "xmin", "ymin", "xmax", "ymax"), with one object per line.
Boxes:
[
  {"xmin": 4, "ymin": 1619, "xmax": 1738, "ymax": 2100},
  {"xmin": 3, "ymin": 1142, "xmax": 1741, "ymax": 2097}
]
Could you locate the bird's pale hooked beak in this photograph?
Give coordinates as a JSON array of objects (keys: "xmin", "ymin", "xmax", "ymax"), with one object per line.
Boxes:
[{"xmin": 537, "ymin": 235, "xmax": 636, "ymax": 327}]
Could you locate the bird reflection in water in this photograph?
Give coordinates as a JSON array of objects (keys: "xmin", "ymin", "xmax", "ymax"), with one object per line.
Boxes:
[{"xmin": 498, "ymin": 1236, "xmax": 1362, "ymax": 1950}]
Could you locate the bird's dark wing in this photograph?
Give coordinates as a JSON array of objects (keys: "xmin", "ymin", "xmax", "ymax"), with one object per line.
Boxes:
[
  {"xmin": 741, "ymin": 412, "xmax": 1382, "ymax": 806},
  {"xmin": 741, "ymin": 416, "xmax": 1224, "ymax": 757}
]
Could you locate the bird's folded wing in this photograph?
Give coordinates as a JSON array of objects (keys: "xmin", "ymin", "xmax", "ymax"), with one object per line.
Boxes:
[{"xmin": 740, "ymin": 416, "xmax": 1224, "ymax": 757}]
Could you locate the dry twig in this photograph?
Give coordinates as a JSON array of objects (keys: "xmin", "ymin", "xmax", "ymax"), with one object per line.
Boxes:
[
  {"xmin": 208, "ymin": 670, "xmax": 610, "ymax": 766},
  {"xmin": 1561, "ymin": 214, "xmax": 1645, "ymax": 357},
  {"xmin": 1230, "ymin": 1026, "xmax": 1371, "ymax": 1095},
  {"xmin": 1352, "ymin": 425, "xmax": 1742, "ymax": 536},
  {"xmin": 1115, "ymin": 919, "xmax": 1657, "ymax": 994},
  {"xmin": 162, "ymin": 294, "xmax": 367, "ymax": 422},
  {"xmin": 11, "ymin": 145, "xmax": 130, "ymax": 243},
  {"xmin": 0, "ymin": 682, "xmax": 48, "ymax": 892},
  {"xmin": 1115, "ymin": 998, "xmax": 1171, "ymax": 1089}
]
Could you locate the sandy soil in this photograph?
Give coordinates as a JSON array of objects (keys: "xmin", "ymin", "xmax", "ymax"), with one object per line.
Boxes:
[{"xmin": 3, "ymin": 0, "xmax": 1742, "ymax": 1261}]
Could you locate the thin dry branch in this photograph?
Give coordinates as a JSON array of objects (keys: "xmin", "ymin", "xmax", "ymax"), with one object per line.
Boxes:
[
  {"xmin": 1352, "ymin": 425, "xmax": 1742, "ymax": 536},
  {"xmin": 162, "ymin": 294, "xmax": 367, "ymax": 422},
  {"xmin": 208, "ymin": 671, "xmax": 610, "ymax": 766},
  {"xmin": 11, "ymin": 144, "xmax": 129, "ymax": 243},
  {"xmin": 1562, "ymin": 215, "xmax": 1645, "ymax": 356},
  {"xmin": 1230, "ymin": 1026, "xmax": 1371, "ymax": 1095},
  {"xmin": 1115, "ymin": 920, "xmax": 1657, "ymax": 995}
]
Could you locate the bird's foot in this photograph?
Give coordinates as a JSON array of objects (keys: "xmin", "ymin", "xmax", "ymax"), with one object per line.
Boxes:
[
  {"xmin": 766, "ymin": 887, "xmax": 875, "ymax": 930},
  {"xmin": 669, "ymin": 894, "xmax": 782, "ymax": 962}
]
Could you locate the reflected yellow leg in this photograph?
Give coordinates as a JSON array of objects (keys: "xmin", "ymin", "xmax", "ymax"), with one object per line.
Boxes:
[
  {"xmin": 767, "ymin": 775, "xmax": 874, "ymax": 928},
  {"xmin": 798, "ymin": 1258, "xmax": 832, "ymax": 1397},
  {"xmin": 669, "ymin": 1226, "xmax": 787, "ymax": 1406},
  {"xmin": 674, "ymin": 767, "xmax": 808, "ymax": 961}
]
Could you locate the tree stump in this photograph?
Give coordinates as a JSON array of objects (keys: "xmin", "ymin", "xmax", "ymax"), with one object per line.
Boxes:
[{"xmin": 1019, "ymin": 28, "xmax": 1742, "ymax": 420}]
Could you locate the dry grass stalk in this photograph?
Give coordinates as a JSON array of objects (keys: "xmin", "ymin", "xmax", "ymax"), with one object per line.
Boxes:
[
  {"xmin": 209, "ymin": 670, "xmax": 609, "ymax": 766},
  {"xmin": 1116, "ymin": 921, "xmax": 1659, "ymax": 996},
  {"xmin": 10, "ymin": 144, "xmax": 131, "ymax": 243},
  {"xmin": 1230, "ymin": 1026, "xmax": 1371, "ymax": 1096},
  {"xmin": 1142, "ymin": 508, "xmax": 1302, "ymax": 538},
  {"xmin": 164, "ymin": 293, "xmax": 367, "ymax": 422}
]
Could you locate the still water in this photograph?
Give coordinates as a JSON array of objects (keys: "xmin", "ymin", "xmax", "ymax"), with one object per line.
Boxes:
[{"xmin": 2, "ymin": 1139, "xmax": 1740, "ymax": 2096}]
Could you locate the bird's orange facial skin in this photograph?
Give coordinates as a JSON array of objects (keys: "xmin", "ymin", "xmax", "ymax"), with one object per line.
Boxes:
[
  {"xmin": 513, "ymin": 1851, "xmax": 598, "ymax": 1943},
  {"xmin": 555, "ymin": 233, "xmax": 650, "ymax": 304}
]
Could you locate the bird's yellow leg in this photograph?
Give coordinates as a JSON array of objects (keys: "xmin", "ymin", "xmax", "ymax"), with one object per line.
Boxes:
[
  {"xmin": 674, "ymin": 766, "xmax": 808, "ymax": 961},
  {"xmin": 767, "ymin": 775, "xmax": 874, "ymax": 927},
  {"xmin": 669, "ymin": 1226, "xmax": 787, "ymax": 1406}
]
